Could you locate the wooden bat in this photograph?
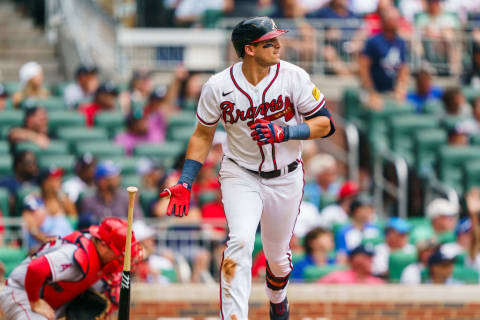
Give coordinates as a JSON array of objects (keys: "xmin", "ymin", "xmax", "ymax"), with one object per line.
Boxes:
[{"xmin": 118, "ymin": 186, "xmax": 138, "ymax": 320}]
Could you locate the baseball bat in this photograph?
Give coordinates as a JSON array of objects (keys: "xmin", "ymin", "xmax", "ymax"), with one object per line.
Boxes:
[{"xmin": 118, "ymin": 186, "xmax": 138, "ymax": 320}]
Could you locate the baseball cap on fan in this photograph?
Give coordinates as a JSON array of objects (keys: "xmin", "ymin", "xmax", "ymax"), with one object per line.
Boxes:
[{"xmin": 94, "ymin": 161, "xmax": 120, "ymax": 181}]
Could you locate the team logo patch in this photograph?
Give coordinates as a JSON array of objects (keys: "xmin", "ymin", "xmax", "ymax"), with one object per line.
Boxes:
[{"xmin": 312, "ymin": 87, "xmax": 321, "ymax": 101}]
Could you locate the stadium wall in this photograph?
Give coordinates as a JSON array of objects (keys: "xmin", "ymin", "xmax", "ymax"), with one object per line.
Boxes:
[{"xmin": 130, "ymin": 283, "xmax": 480, "ymax": 319}]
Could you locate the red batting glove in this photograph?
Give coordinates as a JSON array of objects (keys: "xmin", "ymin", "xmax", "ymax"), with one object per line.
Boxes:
[
  {"xmin": 159, "ymin": 183, "xmax": 191, "ymax": 217},
  {"xmin": 249, "ymin": 119, "xmax": 288, "ymax": 145}
]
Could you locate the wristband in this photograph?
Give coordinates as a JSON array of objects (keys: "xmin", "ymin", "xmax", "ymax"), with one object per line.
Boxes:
[
  {"xmin": 178, "ymin": 159, "xmax": 202, "ymax": 190},
  {"xmin": 284, "ymin": 123, "xmax": 310, "ymax": 140}
]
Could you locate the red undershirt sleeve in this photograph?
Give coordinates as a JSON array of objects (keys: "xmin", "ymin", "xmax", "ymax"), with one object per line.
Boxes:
[{"xmin": 25, "ymin": 256, "xmax": 52, "ymax": 302}]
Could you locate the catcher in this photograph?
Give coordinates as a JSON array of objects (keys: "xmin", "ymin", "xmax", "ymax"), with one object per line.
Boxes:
[{"xmin": 0, "ymin": 217, "xmax": 142, "ymax": 320}]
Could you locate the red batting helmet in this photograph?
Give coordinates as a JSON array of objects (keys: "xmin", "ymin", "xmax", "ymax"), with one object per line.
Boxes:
[{"xmin": 89, "ymin": 217, "xmax": 138, "ymax": 258}]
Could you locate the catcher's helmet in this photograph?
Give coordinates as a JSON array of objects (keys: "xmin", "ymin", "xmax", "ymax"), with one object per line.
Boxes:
[
  {"xmin": 231, "ymin": 16, "xmax": 288, "ymax": 58},
  {"xmin": 89, "ymin": 217, "xmax": 138, "ymax": 257}
]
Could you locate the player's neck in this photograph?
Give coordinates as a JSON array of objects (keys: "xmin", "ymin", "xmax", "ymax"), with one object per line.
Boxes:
[{"xmin": 241, "ymin": 60, "xmax": 270, "ymax": 87}]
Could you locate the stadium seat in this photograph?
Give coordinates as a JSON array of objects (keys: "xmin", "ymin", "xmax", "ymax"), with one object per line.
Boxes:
[
  {"xmin": 463, "ymin": 87, "xmax": 480, "ymax": 104},
  {"xmin": 50, "ymin": 82, "xmax": 72, "ymax": 96},
  {"xmin": 139, "ymin": 189, "xmax": 158, "ymax": 216},
  {"xmin": 167, "ymin": 112, "xmax": 197, "ymax": 132},
  {"xmin": 35, "ymin": 97, "xmax": 66, "ymax": 111},
  {"xmin": 389, "ymin": 115, "xmax": 438, "ymax": 165},
  {"xmin": 38, "ymin": 154, "xmax": 76, "ymax": 174},
  {"xmin": 252, "ymin": 233, "xmax": 262, "ymax": 258},
  {"xmin": 0, "ymin": 141, "xmax": 9, "ymax": 154},
  {"xmin": 0, "ymin": 247, "xmax": 28, "ymax": 276},
  {"xmin": 162, "ymin": 268, "xmax": 178, "ymax": 283},
  {"xmin": 409, "ymin": 225, "xmax": 435, "ymax": 244},
  {"xmin": 388, "ymin": 251, "xmax": 417, "ymax": 282},
  {"xmin": 470, "ymin": 134, "xmax": 480, "ymax": 146},
  {"xmin": 3, "ymin": 82, "xmax": 21, "ymax": 95},
  {"xmin": 407, "ymin": 217, "xmax": 430, "ymax": 229},
  {"xmin": 453, "ymin": 266, "xmax": 479, "ymax": 284},
  {"xmin": 167, "ymin": 125, "xmax": 195, "ymax": 146},
  {"xmin": 94, "ymin": 112, "xmax": 125, "ymax": 137},
  {"xmin": 0, "ymin": 110, "xmax": 23, "ymax": 129},
  {"xmin": 342, "ymin": 88, "xmax": 361, "ymax": 121},
  {"xmin": 100, "ymin": 156, "xmax": 141, "ymax": 175},
  {"xmin": 15, "ymin": 140, "xmax": 69, "ymax": 157},
  {"xmin": 464, "ymin": 161, "xmax": 480, "ymax": 192},
  {"xmin": 0, "ymin": 155, "xmax": 12, "ymax": 177},
  {"xmin": 74, "ymin": 141, "xmax": 124, "ymax": 157},
  {"xmin": 303, "ymin": 265, "xmax": 348, "ymax": 283},
  {"xmin": 414, "ymin": 129, "xmax": 447, "ymax": 176},
  {"xmin": 438, "ymin": 146, "xmax": 480, "ymax": 194},
  {"xmin": 0, "ymin": 188, "xmax": 9, "ymax": 217},
  {"xmin": 56, "ymin": 127, "xmax": 109, "ymax": 148},
  {"xmin": 422, "ymin": 100, "xmax": 444, "ymax": 115},
  {"xmin": 122, "ymin": 174, "xmax": 142, "ymax": 188},
  {"xmin": 48, "ymin": 111, "xmax": 86, "ymax": 133},
  {"xmin": 133, "ymin": 142, "xmax": 185, "ymax": 168}
]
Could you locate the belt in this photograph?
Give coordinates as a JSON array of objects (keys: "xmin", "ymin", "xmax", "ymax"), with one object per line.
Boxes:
[{"xmin": 228, "ymin": 158, "xmax": 299, "ymax": 179}]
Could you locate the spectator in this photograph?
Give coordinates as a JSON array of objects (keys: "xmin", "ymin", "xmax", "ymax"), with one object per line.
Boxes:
[
  {"xmin": 291, "ymin": 227, "xmax": 336, "ymax": 281},
  {"xmin": 463, "ymin": 188, "xmax": 480, "ymax": 271},
  {"xmin": 372, "ymin": 217, "xmax": 416, "ymax": 277},
  {"xmin": 8, "ymin": 105, "xmax": 50, "ymax": 148},
  {"xmin": 426, "ymin": 198, "xmax": 458, "ymax": 238},
  {"xmin": 79, "ymin": 161, "xmax": 143, "ymax": 226},
  {"xmin": 78, "ymin": 81, "xmax": 119, "ymax": 127},
  {"xmin": 22, "ymin": 168, "xmax": 75, "ymax": 252},
  {"xmin": 335, "ymin": 195, "xmax": 381, "ymax": 262},
  {"xmin": 458, "ymin": 97, "xmax": 480, "ymax": 135},
  {"xmin": 174, "ymin": 0, "xmax": 233, "ymax": 27},
  {"xmin": 407, "ymin": 67, "xmax": 443, "ymax": 113},
  {"xmin": 115, "ymin": 106, "xmax": 166, "ymax": 155},
  {"xmin": 136, "ymin": 158, "xmax": 167, "ymax": 191},
  {"xmin": 320, "ymin": 180, "xmax": 360, "ymax": 229},
  {"xmin": 399, "ymin": 0, "xmax": 425, "ymax": 23},
  {"xmin": 447, "ymin": 125, "xmax": 469, "ymax": 146},
  {"xmin": 0, "ymin": 84, "xmax": 9, "ymax": 111},
  {"xmin": 128, "ymin": 70, "xmax": 153, "ymax": 106},
  {"xmin": 441, "ymin": 87, "xmax": 471, "ymax": 118},
  {"xmin": 132, "ymin": 220, "xmax": 176, "ymax": 284},
  {"xmin": 462, "ymin": 44, "xmax": 480, "ymax": 88},
  {"xmin": 63, "ymin": 65, "xmax": 99, "ymax": 109},
  {"xmin": 303, "ymin": 154, "xmax": 341, "ymax": 210},
  {"xmin": 62, "ymin": 153, "xmax": 97, "ymax": 204},
  {"xmin": 401, "ymin": 237, "xmax": 437, "ymax": 284},
  {"xmin": 318, "ymin": 244, "xmax": 385, "ymax": 284},
  {"xmin": 178, "ymin": 71, "xmax": 204, "ymax": 110},
  {"xmin": 423, "ymin": 245, "xmax": 460, "ymax": 284},
  {"xmin": 363, "ymin": 0, "xmax": 413, "ymax": 39},
  {"xmin": 358, "ymin": 6, "xmax": 410, "ymax": 110},
  {"xmin": 349, "ymin": 0, "xmax": 379, "ymax": 16},
  {"xmin": 415, "ymin": 0, "xmax": 461, "ymax": 75},
  {"xmin": 143, "ymin": 86, "xmax": 174, "ymax": 134},
  {"xmin": 293, "ymin": 202, "xmax": 322, "ymax": 240},
  {"xmin": 12, "ymin": 61, "xmax": 49, "ymax": 108},
  {"xmin": 0, "ymin": 150, "xmax": 38, "ymax": 198}
]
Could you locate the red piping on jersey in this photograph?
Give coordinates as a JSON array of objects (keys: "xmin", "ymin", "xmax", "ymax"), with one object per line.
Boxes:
[
  {"xmin": 12, "ymin": 290, "xmax": 31, "ymax": 320},
  {"xmin": 196, "ymin": 113, "xmax": 220, "ymax": 126},
  {"xmin": 230, "ymin": 65, "xmax": 267, "ymax": 172},
  {"xmin": 303, "ymin": 97, "xmax": 325, "ymax": 117},
  {"xmin": 262, "ymin": 63, "xmax": 280, "ymax": 171},
  {"xmin": 288, "ymin": 159, "xmax": 305, "ymax": 271}
]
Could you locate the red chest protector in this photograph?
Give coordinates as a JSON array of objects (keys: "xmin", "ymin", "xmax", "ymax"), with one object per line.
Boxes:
[{"xmin": 41, "ymin": 231, "xmax": 103, "ymax": 309}]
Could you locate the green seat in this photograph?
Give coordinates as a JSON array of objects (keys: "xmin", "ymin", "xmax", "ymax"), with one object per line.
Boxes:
[
  {"xmin": 0, "ymin": 141, "xmax": 9, "ymax": 154},
  {"xmin": 462, "ymin": 87, "xmax": 480, "ymax": 104},
  {"xmin": 139, "ymin": 189, "xmax": 158, "ymax": 217},
  {"xmin": 303, "ymin": 265, "xmax": 348, "ymax": 282},
  {"xmin": 167, "ymin": 112, "xmax": 197, "ymax": 134},
  {"xmin": 410, "ymin": 225, "xmax": 435, "ymax": 244},
  {"xmin": 94, "ymin": 112, "xmax": 125, "ymax": 137},
  {"xmin": 0, "ymin": 110, "xmax": 23, "ymax": 129},
  {"xmin": 423, "ymin": 100, "xmax": 444, "ymax": 115},
  {"xmin": 50, "ymin": 82, "xmax": 72, "ymax": 96},
  {"xmin": 38, "ymin": 154, "xmax": 76, "ymax": 173},
  {"xmin": 407, "ymin": 217, "xmax": 430, "ymax": 229},
  {"xmin": 133, "ymin": 142, "xmax": 185, "ymax": 168},
  {"xmin": 291, "ymin": 253, "xmax": 306, "ymax": 265},
  {"xmin": 388, "ymin": 251, "xmax": 417, "ymax": 282},
  {"xmin": 3, "ymin": 82, "xmax": 21, "ymax": 95},
  {"xmin": 342, "ymin": 88, "xmax": 361, "ymax": 121},
  {"xmin": 441, "ymin": 116, "xmax": 469, "ymax": 131},
  {"xmin": 48, "ymin": 111, "xmax": 86, "ymax": 132},
  {"xmin": 74, "ymin": 141, "xmax": 124, "ymax": 157},
  {"xmin": 16, "ymin": 140, "xmax": 69, "ymax": 156},
  {"xmin": 35, "ymin": 97, "xmax": 66, "ymax": 111},
  {"xmin": 122, "ymin": 174, "xmax": 142, "ymax": 188},
  {"xmin": 100, "ymin": 156, "xmax": 141, "ymax": 175},
  {"xmin": 464, "ymin": 161, "xmax": 480, "ymax": 192},
  {"xmin": 162, "ymin": 268, "xmax": 178, "ymax": 283},
  {"xmin": 414, "ymin": 129, "xmax": 447, "ymax": 176},
  {"xmin": 0, "ymin": 188, "xmax": 10, "ymax": 217},
  {"xmin": 56, "ymin": 127, "xmax": 109, "ymax": 147},
  {"xmin": 452, "ymin": 265, "xmax": 479, "ymax": 284},
  {"xmin": 0, "ymin": 155, "xmax": 12, "ymax": 177},
  {"xmin": 470, "ymin": 133, "xmax": 480, "ymax": 146},
  {"xmin": 389, "ymin": 115, "xmax": 438, "ymax": 165},
  {"xmin": 252, "ymin": 233, "xmax": 263, "ymax": 258},
  {"xmin": 437, "ymin": 231, "xmax": 456, "ymax": 244},
  {"xmin": 167, "ymin": 125, "xmax": 195, "ymax": 146},
  {"xmin": 438, "ymin": 146, "xmax": 480, "ymax": 194},
  {"xmin": 0, "ymin": 247, "xmax": 28, "ymax": 276}
]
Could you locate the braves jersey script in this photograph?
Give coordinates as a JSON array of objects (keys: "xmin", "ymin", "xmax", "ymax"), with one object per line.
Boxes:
[{"xmin": 196, "ymin": 60, "xmax": 325, "ymax": 172}]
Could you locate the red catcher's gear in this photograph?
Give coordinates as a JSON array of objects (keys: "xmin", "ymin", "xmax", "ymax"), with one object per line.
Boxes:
[{"xmin": 89, "ymin": 217, "xmax": 136, "ymax": 257}]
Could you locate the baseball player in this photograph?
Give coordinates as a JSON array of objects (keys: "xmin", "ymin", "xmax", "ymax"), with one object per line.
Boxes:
[
  {"xmin": 0, "ymin": 217, "xmax": 141, "ymax": 320},
  {"xmin": 160, "ymin": 17, "xmax": 335, "ymax": 319}
]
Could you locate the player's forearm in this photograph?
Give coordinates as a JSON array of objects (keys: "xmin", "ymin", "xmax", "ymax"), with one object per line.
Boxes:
[{"xmin": 305, "ymin": 116, "xmax": 333, "ymax": 139}]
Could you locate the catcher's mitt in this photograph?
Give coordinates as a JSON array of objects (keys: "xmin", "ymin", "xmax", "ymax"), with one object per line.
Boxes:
[{"xmin": 65, "ymin": 289, "xmax": 110, "ymax": 320}]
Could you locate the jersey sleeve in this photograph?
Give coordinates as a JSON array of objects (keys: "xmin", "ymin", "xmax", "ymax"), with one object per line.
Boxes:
[
  {"xmin": 44, "ymin": 244, "xmax": 84, "ymax": 282},
  {"xmin": 292, "ymin": 69, "xmax": 326, "ymax": 118},
  {"xmin": 196, "ymin": 80, "xmax": 221, "ymax": 127}
]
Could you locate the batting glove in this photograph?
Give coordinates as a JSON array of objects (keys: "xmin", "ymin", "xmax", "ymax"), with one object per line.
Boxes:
[
  {"xmin": 159, "ymin": 183, "xmax": 191, "ymax": 217},
  {"xmin": 250, "ymin": 119, "xmax": 289, "ymax": 145}
]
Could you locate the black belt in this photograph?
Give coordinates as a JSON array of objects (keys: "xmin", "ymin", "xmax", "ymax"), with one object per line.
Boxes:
[{"xmin": 228, "ymin": 158, "xmax": 299, "ymax": 179}]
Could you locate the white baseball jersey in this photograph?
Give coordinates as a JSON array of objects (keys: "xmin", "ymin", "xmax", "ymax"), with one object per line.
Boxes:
[{"xmin": 196, "ymin": 60, "xmax": 325, "ymax": 172}]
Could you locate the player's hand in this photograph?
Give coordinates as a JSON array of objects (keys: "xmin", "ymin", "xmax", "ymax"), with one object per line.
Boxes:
[
  {"xmin": 30, "ymin": 298, "xmax": 55, "ymax": 320},
  {"xmin": 159, "ymin": 183, "xmax": 191, "ymax": 217},
  {"xmin": 250, "ymin": 119, "xmax": 288, "ymax": 145}
]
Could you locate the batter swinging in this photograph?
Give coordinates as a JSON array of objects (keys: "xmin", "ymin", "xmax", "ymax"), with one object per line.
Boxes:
[{"xmin": 160, "ymin": 16, "xmax": 335, "ymax": 319}]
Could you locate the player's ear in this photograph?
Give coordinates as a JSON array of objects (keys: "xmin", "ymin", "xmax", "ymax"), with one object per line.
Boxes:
[{"xmin": 244, "ymin": 44, "xmax": 256, "ymax": 57}]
